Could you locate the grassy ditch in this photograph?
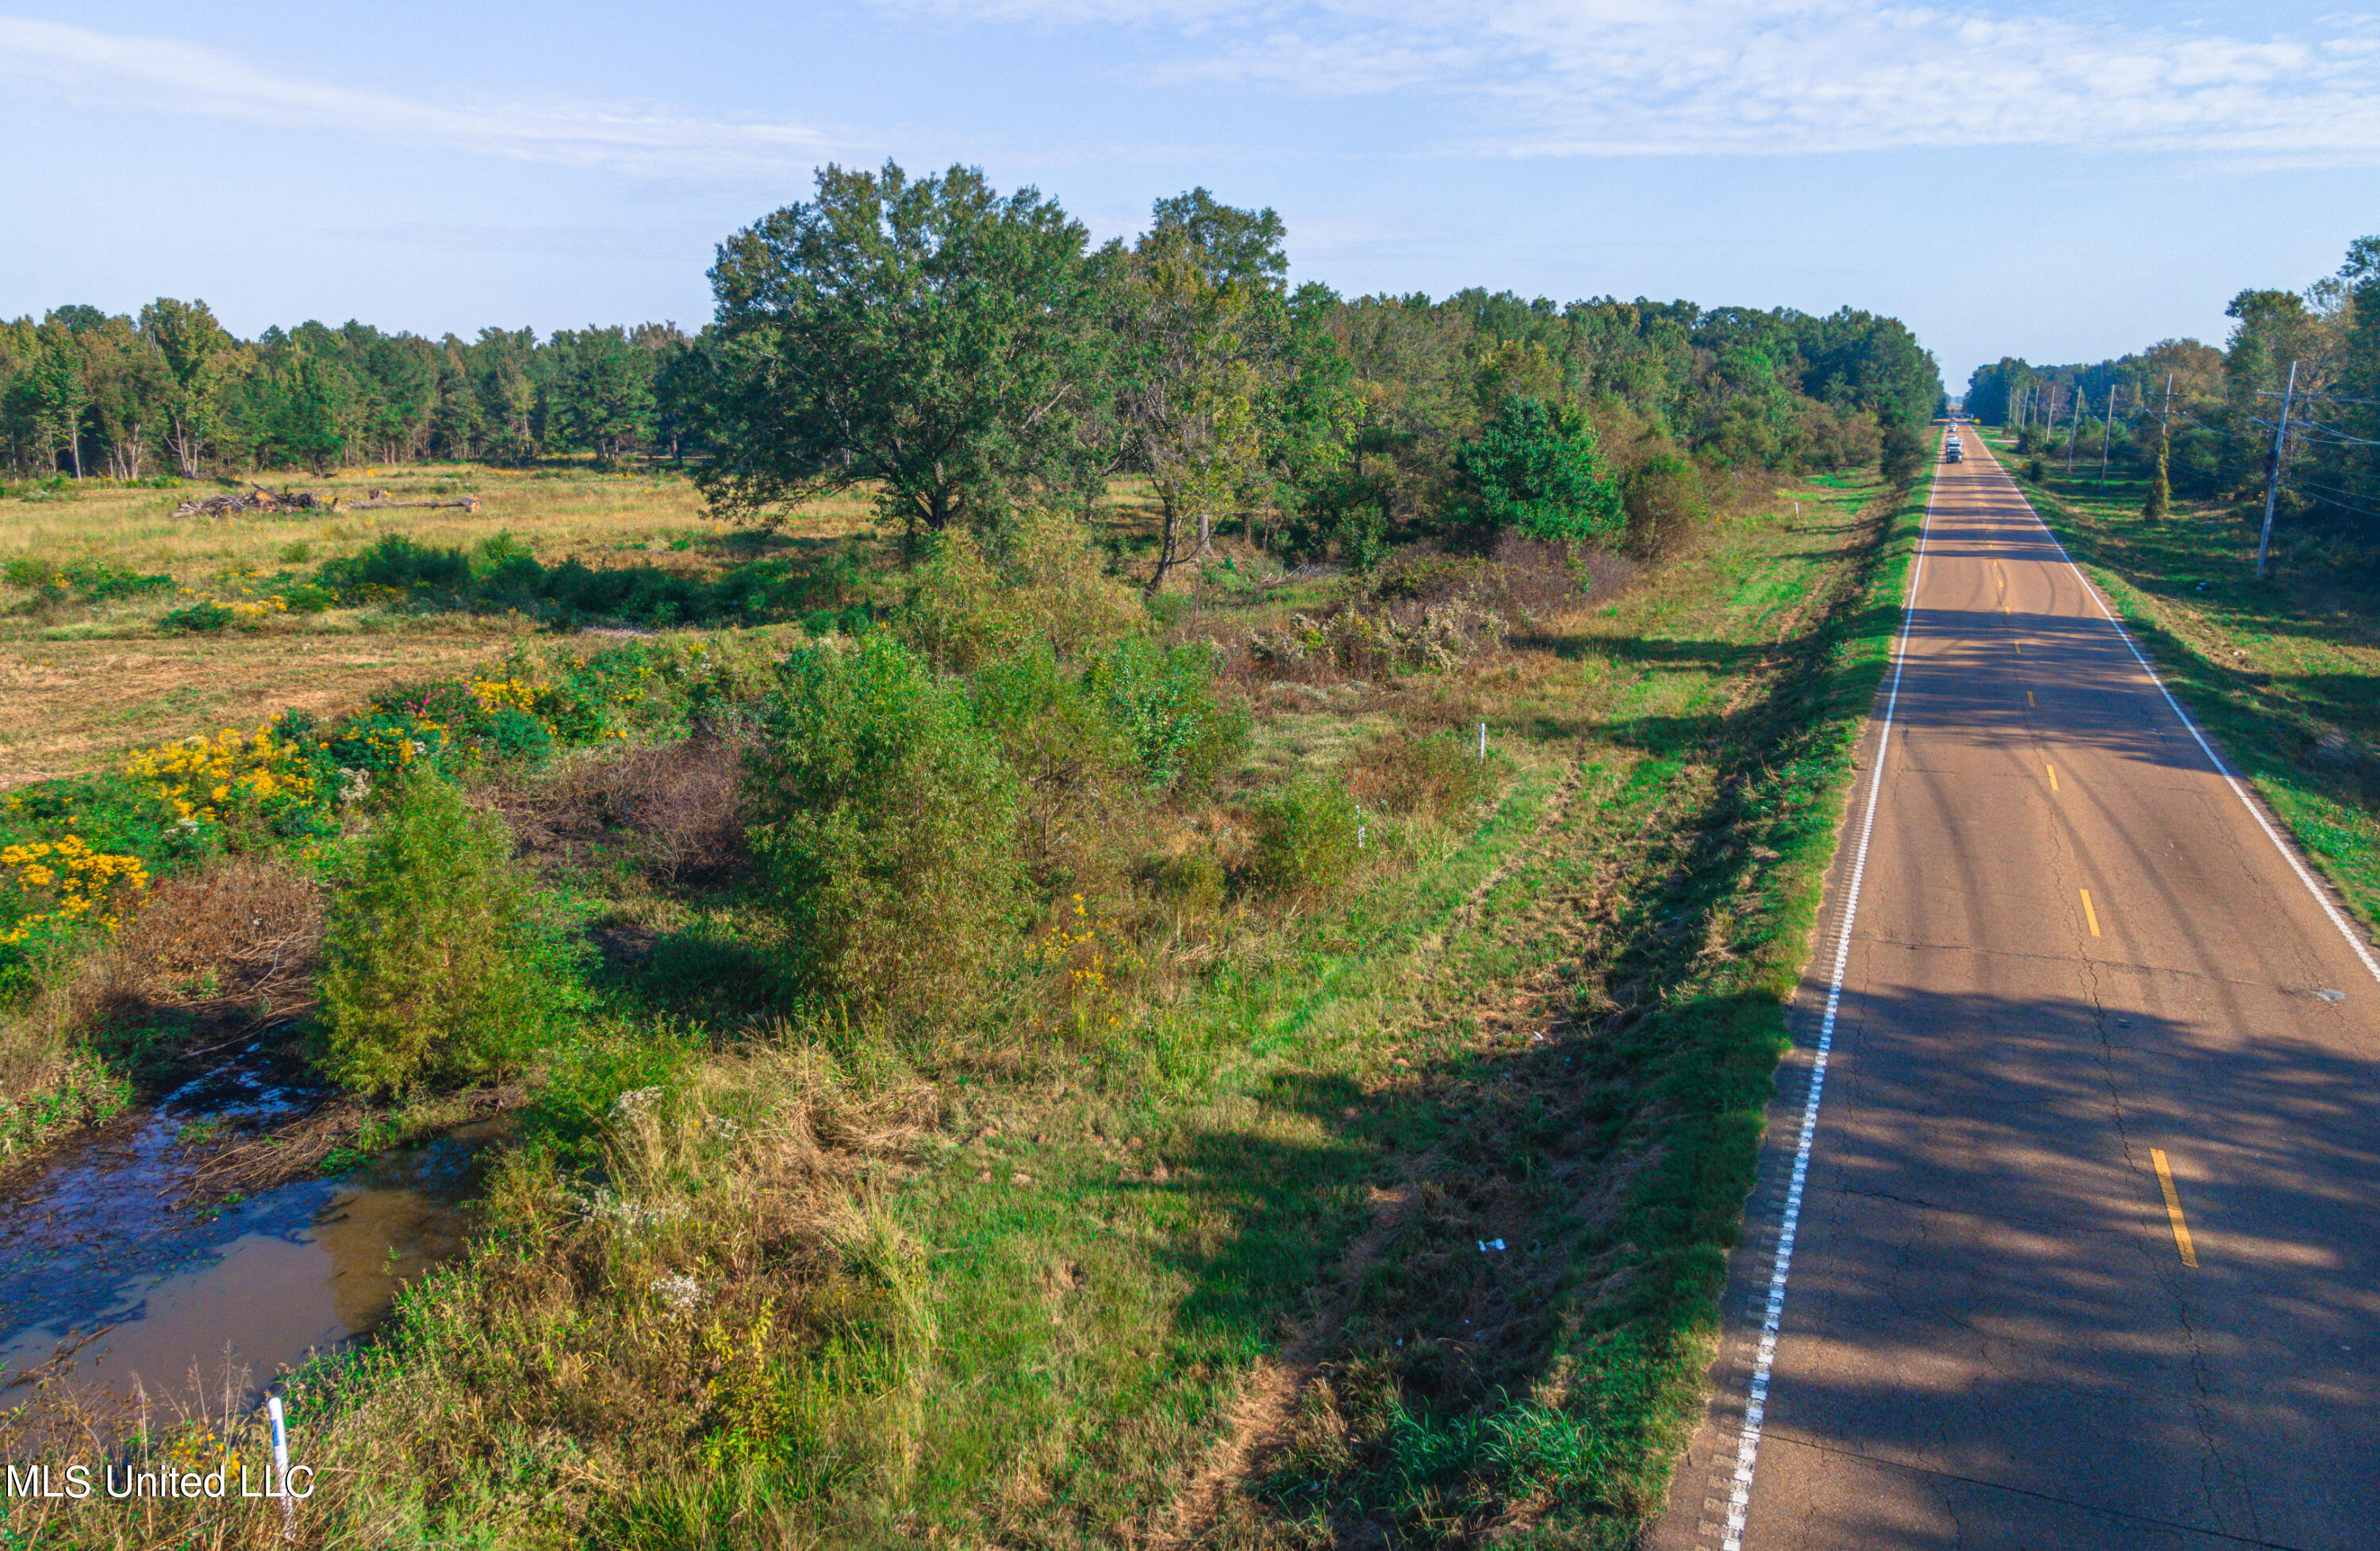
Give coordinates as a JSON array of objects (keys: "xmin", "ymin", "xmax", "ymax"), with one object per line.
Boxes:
[
  {"xmin": 0, "ymin": 471, "xmax": 1919, "ymax": 1550},
  {"xmin": 1983, "ymin": 430, "xmax": 2380, "ymax": 935},
  {"xmin": 1173, "ymin": 471, "xmax": 1929, "ymax": 1547}
]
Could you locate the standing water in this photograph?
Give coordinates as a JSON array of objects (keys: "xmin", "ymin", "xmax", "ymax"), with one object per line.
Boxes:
[{"xmin": 0, "ymin": 1055, "xmax": 497, "ymax": 1434}]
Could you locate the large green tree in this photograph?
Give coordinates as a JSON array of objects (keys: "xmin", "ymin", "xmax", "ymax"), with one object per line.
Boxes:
[
  {"xmin": 700, "ymin": 161, "xmax": 1105, "ymax": 532},
  {"xmin": 548, "ymin": 325, "xmax": 658, "ymax": 464},
  {"xmin": 1452, "ymin": 396, "xmax": 1622, "ymax": 547},
  {"xmin": 140, "ymin": 298, "xmax": 240, "ymax": 478}
]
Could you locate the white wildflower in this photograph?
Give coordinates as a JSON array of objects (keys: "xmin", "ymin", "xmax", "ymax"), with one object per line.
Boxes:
[{"xmin": 650, "ymin": 1272, "xmax": 703, "ymax": 1311}]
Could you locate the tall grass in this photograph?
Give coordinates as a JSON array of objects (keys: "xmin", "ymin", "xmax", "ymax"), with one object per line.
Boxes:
[{"xmin": 0, "ymin": 469, "xmax": 1914, "ymax": 1549}]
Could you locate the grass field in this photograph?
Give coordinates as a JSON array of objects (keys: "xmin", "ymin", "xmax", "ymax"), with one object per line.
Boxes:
[
  {"xmin": 1984, "ymin": 428, "xmax": 2380, "ymax": 936},
  {"xmin": 0, "ymin": 464, "xmax": 876, "ymax": 781},
  {"xmin": 1, "ymin": 461, "xmax": 1922, "ymax": 1549}
]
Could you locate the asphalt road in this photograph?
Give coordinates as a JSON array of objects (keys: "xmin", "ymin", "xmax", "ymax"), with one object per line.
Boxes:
[{"xmin": 1652, "ymin": 432, "xmax": 2380, "ymax": 1549}]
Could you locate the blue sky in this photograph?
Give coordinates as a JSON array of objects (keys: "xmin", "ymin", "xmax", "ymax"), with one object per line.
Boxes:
[{"xmin": 3, "ymin": 2, "xmax": 2377, "ymax": 386}]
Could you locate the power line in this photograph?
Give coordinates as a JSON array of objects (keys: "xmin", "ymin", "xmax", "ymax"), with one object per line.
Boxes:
[
  {"xmin": 2255, "ymin": 387, "xmax": 2380, "ymax": 408},
  {"xmin": 2293, "ymin": 484, "xmax": 2380, "ymax": 523}
]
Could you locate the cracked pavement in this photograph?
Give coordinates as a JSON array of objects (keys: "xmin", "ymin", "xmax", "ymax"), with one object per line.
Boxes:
[{"xmin": 1653, "ymin": 438, "xmax": 2380, "ymax": 1550}]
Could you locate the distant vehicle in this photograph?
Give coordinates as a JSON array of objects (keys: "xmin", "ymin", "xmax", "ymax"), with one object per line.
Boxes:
[{"xmin": 1946, "ymin": 444, "xmax": 1965, "ymax": 463}]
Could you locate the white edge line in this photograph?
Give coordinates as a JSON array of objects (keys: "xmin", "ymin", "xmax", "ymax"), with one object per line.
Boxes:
[
  {"xmin": 1720, "ymin": 453, "xmax": 1936, "ymax": 1550},
  {"xmin": 1987, "ymin": 443, "xmax": 2380, "ymax": 989}
]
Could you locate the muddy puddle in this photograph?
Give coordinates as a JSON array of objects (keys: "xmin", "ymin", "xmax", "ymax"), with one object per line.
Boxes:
[{"xmin": 0, "ymin": 1057, "xmax": 500, "ymax": 1434}]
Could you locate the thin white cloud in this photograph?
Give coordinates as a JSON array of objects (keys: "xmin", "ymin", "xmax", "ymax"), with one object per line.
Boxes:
[
  {"xmin": 12, "ymin": 6, "xmax": 2380, "ymax": 172},
  {"xmin": 901, "ymin": 0, "xmax": 2380, "ymax": 160},
  {"xmin": 0, "ymin": 16, "xmax": 847, "ymax": 178},
  {"xmin": 321, "ymin": 221, "xmax": 724, "ymax": 259}
]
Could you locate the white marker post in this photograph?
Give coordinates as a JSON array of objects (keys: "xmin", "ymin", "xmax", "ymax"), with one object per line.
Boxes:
[
  {"xmin": 1478, "ymin": 722, "xmax": 1487, "ymax": 761},
  {"xmin": 267, "ymin": 1396, "xmax": 294, "ymax": 1539}
]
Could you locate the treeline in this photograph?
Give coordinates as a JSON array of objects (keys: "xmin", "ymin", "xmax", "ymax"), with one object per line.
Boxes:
[
  {"xmin": 1965, "ymin": 231, "xmax": 2380, "ymax": 524},
  {"xmin": 0, "ymin": 305, "xmax": 697, "ymax": 481},
  {"xmin": 2, "ymin": 167, "xmax": 1942, "ymax": 559}
]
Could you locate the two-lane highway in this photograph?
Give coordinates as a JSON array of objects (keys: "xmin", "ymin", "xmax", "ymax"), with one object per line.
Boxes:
[{"xmin": 1655, "ymin": 431, "xmax": 2380, "ymax": 1549}]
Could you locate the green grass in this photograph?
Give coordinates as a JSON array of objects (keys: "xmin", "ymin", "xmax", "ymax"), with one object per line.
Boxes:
[
  {"xmin": 1984, "ymin": 429, "xmax": 2380, "ymax": 938},
  {"xmin": 1, "ymin": 475, "xmax": 1923, "ymax": 1550},
  {"xmin": 1164, "ymin": 473, "xmax": 1928, "ymax": 1547}
]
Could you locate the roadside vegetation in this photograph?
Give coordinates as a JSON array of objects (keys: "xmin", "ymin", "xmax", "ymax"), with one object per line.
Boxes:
[{"xmin": 2, "ymin": 167, "xmax": 1941, "ymax": 1549}]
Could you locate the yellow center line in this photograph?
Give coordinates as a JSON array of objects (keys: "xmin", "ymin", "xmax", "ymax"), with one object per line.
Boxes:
[
  {"xmin": 2152, "ymin": 1149, "xmax": 2198, "ymax": 1268},
  {"xmin": 2046, "ymin": 763, "xmax": 2059, "ymax": 793},
  {"xmin": 2079, "ymin": 889, "xmax": 2102, "ymax": 937},
  {"xmin": 2026, "ymin": 690, "xmax": 2036, "ymax": 708}
]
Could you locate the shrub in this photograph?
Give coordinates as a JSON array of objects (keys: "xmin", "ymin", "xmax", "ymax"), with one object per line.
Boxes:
[
  {"xmin": 747, "ymin": 633, "xmax": 1023, "ymax": 1019},
  {"xmin": 1084, "ymin": 638, "xmax": 1250, "ymax": 792},
  {"xmin": 317, "ymin": 770, "xmax": 582, "ymax": 1096},
  {"xmin": 1622, "ymin": 454, "xmax": 1708, "ymax": 559},
  {"xmin": 159, "ymin": 601, "xmax": 234, "ymax": 635},
  {"xmin": 1, "ymin": 771, "xmax": 202, "ymax": 878},
  {"xmin": 0, "ymin": 774, "xmax": 189, "ymax": 999},
  {"xmin": 1146, "ymin": 847, "xmax": 1226, "ymax": 915},
  {"xmin": 1791, "ymin": 399, "xmax": 1882, "ymax": 470},
  {"xmin": 490, "ymin": 707, "xmax": 554, "ymax": 769},
  {"xmin": 315, "ymin": 532, "xmax": 845, "ymax": 629},
  {"xmin": 1246, "ymin": 778, "xmax": 1361, "ymax": 901},
  {"xmin": 1881, "ymin": 421, "xmax": 1929, "ymax": 485},
  {"xmin": 969, "ymin": 651, "xmax": 1127, "ymax": 796},
  {"xmin": 1348, "ymin": 729, "xmax": 1503, "ymax": 823},
  {"xmin": 521, "ymin": 1020, "xmax": 700, "ymax": 1166},
  {"xmin": 321, "ymin": 534, "xmax": 473, "ymax": 596},
  {"xmin": 899, "ymin": 511, "xmax": 1140, "ymax": 672},
  {"xmin": 73, "ymin": 566, "xmax": 175, "ymax": 602}
]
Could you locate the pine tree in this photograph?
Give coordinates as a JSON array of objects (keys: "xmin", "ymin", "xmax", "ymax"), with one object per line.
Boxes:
[{"xmin": 2144, "ymin": 429, "xmax": 2171, "ymax": 522}]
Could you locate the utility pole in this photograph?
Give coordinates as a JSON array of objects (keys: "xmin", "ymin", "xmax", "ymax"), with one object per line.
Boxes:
[
  {"xmin": 2098, "ymin": 385, "xmax": 2117, "ymax": 482},
  {"xmin": 2067, "ymin": 386, "xmax": 2084, "ymax": 473},
  {"xmin": 2254, "ymin": 360, "xmax": 2299, "ymax": 580}
]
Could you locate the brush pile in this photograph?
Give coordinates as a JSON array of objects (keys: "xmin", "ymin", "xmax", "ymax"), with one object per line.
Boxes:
[{"xmin": 171, "ymin": 482, "xmax": 482, "ymax": 518}]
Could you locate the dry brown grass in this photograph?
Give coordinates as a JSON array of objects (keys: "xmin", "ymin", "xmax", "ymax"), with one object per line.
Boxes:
[
  {"xmin": 0, "ymin": 463, "xmax": 892, "ymax": 783},
  {"xmin": 0, "ymin": 634, "xmax": 513, "ymax": 784},
  {"xmin": 0, "ymin": 463, "xmax": 878, "ymax": 591},
  {"xmin": 499, "ymin": 734, "xmax": 753, "ymax": 887},
  {"xmin": 1, "ymin": 1036, "xmax": 940, "ymax": 1549},
  {"xmin": 0, "ymin": 856, "xmax": 322, "ymax": 1155}
]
